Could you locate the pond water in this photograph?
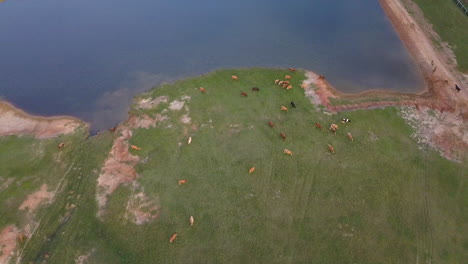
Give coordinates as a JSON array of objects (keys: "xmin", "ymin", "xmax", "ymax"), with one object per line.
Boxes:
[{"xmin": 0, "ymin": 0, "xmax": 424, "ymax": 131}]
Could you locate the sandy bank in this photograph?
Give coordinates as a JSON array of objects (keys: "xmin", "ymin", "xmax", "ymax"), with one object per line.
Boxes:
[{"xmin": 0, "ymin": 101, "xmax": 86, "ymax": 138}]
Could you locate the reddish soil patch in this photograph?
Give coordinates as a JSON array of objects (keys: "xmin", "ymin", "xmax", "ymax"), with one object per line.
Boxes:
[
  {"xmin": 0, "ymin": 101, "xmax": 84, "ymax": 139},
  {"xmin": 96, "ymin": 114, "xmax": 167, "ymax": 218},
  {"xmin": 18, "ymin": 184, "xmax": 54, "ymax": 212},
  {"xmin": 0, "ymin": 225, "xmax": 20, "ymax": 264}
]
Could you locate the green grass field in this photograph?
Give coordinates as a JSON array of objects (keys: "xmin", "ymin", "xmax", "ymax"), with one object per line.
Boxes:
[
  {"xmin": 411, "ymin": 0, "xmax": 468, "ymax": 72},
  {"xmin": 2, "ymin": 69, "xmax": 467, "ymax": 263}
]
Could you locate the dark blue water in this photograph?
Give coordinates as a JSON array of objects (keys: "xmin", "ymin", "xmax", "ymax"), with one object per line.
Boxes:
[{"xmin": 0, "ymin": 0, "xmax": 424, "ymax": 130}]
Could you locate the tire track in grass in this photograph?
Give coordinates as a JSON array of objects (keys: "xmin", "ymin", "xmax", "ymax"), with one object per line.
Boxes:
[{"xmin": 421, "ymin": 147, "xmax": 434, "ymax": 263}]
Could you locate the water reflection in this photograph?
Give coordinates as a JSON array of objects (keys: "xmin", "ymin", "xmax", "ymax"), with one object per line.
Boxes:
[{"xmin": 0, "ymin": 0, "xmax": 424, "ymax": 130}]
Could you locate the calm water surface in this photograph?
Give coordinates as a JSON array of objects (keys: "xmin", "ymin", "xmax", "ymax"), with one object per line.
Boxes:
[{"xmin": 0, "ymin": 0, "xmax": 424, "ymax": 130}]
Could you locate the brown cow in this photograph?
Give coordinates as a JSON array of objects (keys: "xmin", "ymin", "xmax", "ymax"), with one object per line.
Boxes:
[
  {"xmin": 199, "ymin": 87, "xmax": 206, "ymax": 93},
  {"xmin": 268, "ymin": 121, "xmax": 275, "ymax": 127},
  {"xmin": 283, "ymin": 149, "xmax": 293, "ymax": 156},
  {"xmin": 169, "ymin": 233, "xmax": 178, "ymax": 243},
  {"xmin": 108, "ymin": 126, "xmax": 117, "ymax": 132},
  {"xmin": 278, "ymin": 81, "xmax": 284, "ymax": 86},
  {"xmin": 130, "ymin": 145, "xmax": 142, "ymax": 150},
  {"xmin": 251, "ymin": 87, "xmax": 260, "ymax": 92},
  {"xmin": 249, "ymin": 167, "xmax": 255, "ymax": 174},
  {"xmin": 283, "ymin": 81, "xmax": 290, "ymax": 85},
  {"xmin": 231, "ymin": 75, "xmax": 239, "ymax": 80},
  {"xmin": 285, "ymin": 75, "xmax": 292, "ymax": 80},
  {"xmin": 280, "ymin": 132, "xmax": 286, "ymax": 141},
  {"xmin": 318, "ymin": 75, "xmax": 326, "ymax": 80},
  {"xmin": 282, "ymin": 83, "xmax": 288, "ymax": 88},
  {"xmin": 327, "ymin": 144, "xmax": 335, "ymax": 154},
  {"xmin": 241, "ymin": 92, "xmax": 248, "ymax": 97},
  {"xmin": 286, "ymin": 85, "xmax": 293, "ymax": 90},
  {"xmin": 178, "ymin": 179, "xmax": 188, "ymax": 185},
  {"xmin": 281, "ymin": 106, "xmax": 288, "ymax": 112},
  {"xmin": 289, "ymin": 67, "xmax": 296, "ymax": 72},
  {"xmin": 315, "ymin": 123, "xmax": 322, "ymax": 129},
  {"xmin": 57, "ymin": 142, "xmax": 65, "ymax": 149},
  {"xmin": 329, "ymin": 124, "xmax": 338, "ymax": 134},
  {"xmin": 274, "ymin": 79, "xmax": 280, "ymax": 84},
  {"xmin": 190, "ymin": 216, "xmax": 195, "ymax": 227},
  {"xmin": 347, "ymin": 132, "xmax": 353, "ymax": 142}
]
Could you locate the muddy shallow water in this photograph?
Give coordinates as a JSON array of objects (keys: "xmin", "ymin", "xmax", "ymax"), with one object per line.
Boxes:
[{"xmin": 0, "ymin": 0, "xmax": 424, "ymax": 130}]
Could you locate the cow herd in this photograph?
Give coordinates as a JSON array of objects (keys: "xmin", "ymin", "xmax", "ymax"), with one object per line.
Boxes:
[{"xmin": 139, "ymin": 69, "xmax": 355, "ymax": 243}]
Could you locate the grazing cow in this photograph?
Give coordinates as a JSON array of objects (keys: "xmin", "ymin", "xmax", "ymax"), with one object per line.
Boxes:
[
  {"xmin": 252, "ymin": 87, "xmax": 260, "ymax": 92},
  {"xmin": 190, "ymin": 216, "xmax": 195, "ymax": 227},
  {"xmin": 280, "ymin": 132, "xmax": 287, "ymax": 141},
  {"xmin": 130, "ymin": 145, "xmax": 142, "ymax": 150},
  {"xmin": 347, "ymin": 132, "xmax": 353, "ymax": 142},
  {"xmin": 285, "ymin": 75, "xmax": 292, "ymax": 80},
  {"xmin": 108, "ymin": 126, "xmax": 117, "ymax": 132},
  {"xmin": 57, "ymin": 142, "xmax": 65, "ymax": 149},
  {"xmin": 282, "ymin": 83, "xmax": 288, "ymax": 88},
  {"xmin": 341, "ymin": 118, "xmax": 351, "ymax": 124},
  {"xmin": 327, "ymin": 144, "xmax": 335, "ymax": 154},
  {"xmin": 289, "ymin": 67, "xmax": 296, "ymax": 72},
  {"xmin": 329, "ymin": 124, "xmax": 338, "ymax": 134},
  {"xmin": 315, "ymin": 123, "xmax": 322, "ymax": 129},
  {"xmin": 241, "ymin": 92, "xmax": 248, "ymax": 97},
  {"xmin": 455, "ymin": 84, "xmax": 461, "ymax": 92},
  {"xmin": 268, "ymin": 121, "xmax": 275, "ymax": 127},
  {"xmin": 169, "ymin": 233, "xmax": 178, "ymax": 243},
  {"xmin": 178, "ymin": 179, "xmax": 188, "ymax": 185},
  {"xmin": 278, "ymin": 81, "xmax": 284, "ymax": 86},
  {"xmin": 283, "ymin": 81, "xmax": 290, "ymax": 85},
  {"xmin": 249, "ymin": 167, "xmax": 255, "ymax": 174},
  {"xmin": 318, "ymin": 75, "xmax": 326, "ymax": 80},
  {"xmin": 283, "ymin": 149, "xmax": 293, "ymax": 156},
  {"xmin": 286, "ymin": 85, "xmax": 293, "ymax": 90},
  {"xmin": 290, "ymin": 101, "xmax": 296, "ymax": 108},
  {"xmin": 231, "ymin": 75, "xmax": 239, "ymax": 80},
  {"xmin": 199, "ymin": 87, "xmax": 206, "ymax": 93},
  {"xmin": 281, "ymin": 106, "xmax": 288, "ymax": 112},
  {"xmin": 274, "ymin": 79, "xmax": 280, "ymax": 84},
  {"xmin": 188, "ymin": 136, "xmax": 192, "ymax": 144}
]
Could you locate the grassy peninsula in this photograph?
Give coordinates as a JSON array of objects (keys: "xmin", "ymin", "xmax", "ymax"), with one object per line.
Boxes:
[{"xmin": 1, "ymin": 68, "xmax": 466, "ymax": 263}]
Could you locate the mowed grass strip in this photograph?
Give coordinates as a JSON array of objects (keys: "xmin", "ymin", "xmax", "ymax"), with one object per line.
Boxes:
[
  {"xmin": 411, "ymin": 0, "xmax": 468, "ymax": 72},
  {"xmin": 88, "ymin": 68, "xmax": 466, "ymax": 263}
]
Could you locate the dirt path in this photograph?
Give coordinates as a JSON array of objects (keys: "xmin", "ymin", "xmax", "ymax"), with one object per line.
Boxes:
[
  {"xmin": 301, "ymin": 0, "xmax": 468, "ymax": 160},
  {"xmin": 379, "ymin": 0, "xmax": 468, "ymax": 109},
  {"xmin": 0, "ymin": 101, "xmax": 84, "ymax": 138}
]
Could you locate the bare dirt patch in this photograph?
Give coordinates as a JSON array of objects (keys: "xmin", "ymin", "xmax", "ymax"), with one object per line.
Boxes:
[
  {"xmin": 180, "ymin": 114, "xmax": 191, "ymax": 124},
  {"xmin": 96, "ymin": 112, "xmax": 168, "ymax": 218},
  {"xmin": 18, "ymin": 184, "xmax": 54, "ymax": 212},
  {"xmin": 169, "ymin": 100, "xmax": 185, "ymax": 111},
  {"xmin": 137, "ymin": 96, "xmax": 169, "ymax": 109},
  {"xmin": 125, "ymin": 184, "xmax": 160, "ymax": 225},
  {"xmin": 400, "ymin": 107, "xmax": 468, "ymax": 160},
  {"xmin": 0, "ymin": 225, "xmax": 20, "ymax": 264},
  {"xmin": 0, "ymin": 102, "xmax": 84, "ymax": 139}
]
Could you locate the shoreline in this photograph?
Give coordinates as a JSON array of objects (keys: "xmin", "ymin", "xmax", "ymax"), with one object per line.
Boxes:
[
  {"xmin": 0, "ymin": 101, "xmax": 87, "ymax": 138},
  {"xmin": 303, "ymin": 0, "xmax": 467, "ymax": 117},
  {"xmin": 0, "ymin": 0, "xmax": 467, "ymax": 138}
]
